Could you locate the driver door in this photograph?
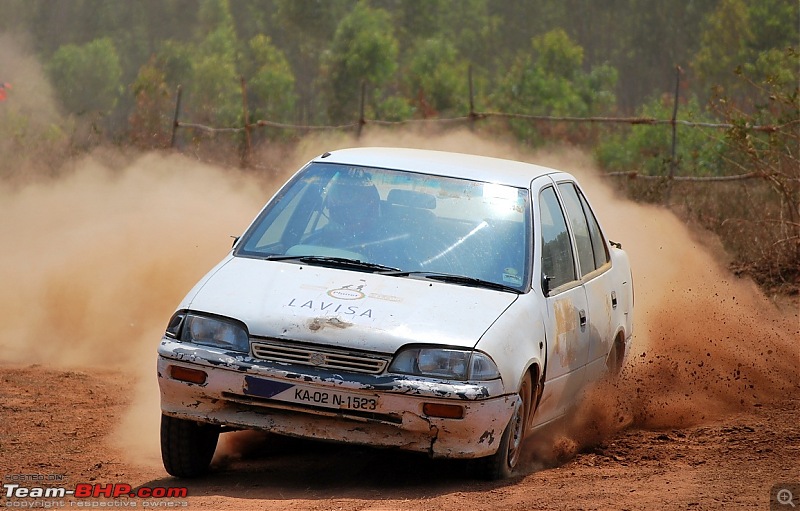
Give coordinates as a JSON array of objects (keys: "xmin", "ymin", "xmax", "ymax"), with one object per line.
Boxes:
[{"xmin": 533, "ymin": 181, "xmax": 591, "ymax": 424}]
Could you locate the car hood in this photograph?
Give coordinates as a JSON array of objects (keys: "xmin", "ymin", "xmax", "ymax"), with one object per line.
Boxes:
[{"xmin": 183, "ymin": 256, "xmax": 518, "ymax": 354}]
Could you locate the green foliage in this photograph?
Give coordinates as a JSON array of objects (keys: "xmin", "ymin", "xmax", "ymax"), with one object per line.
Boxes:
[
  {"xmin": 405, "ymin": 38, "xmax": 468, "ymax": 116},
  {"xmin": 711, "ymin": 47, "xmax": 799, "ymax": 190},
  {"xmin": 493, "ymin": 29, "xmax": 617, "ymax": 145},
  {"xmin": 245, "ymin": 35, "xmax": 297, "ymax": 122},
  {"xmin": 743, "ymin": 0, "xmax": 798, "ymax": 52},
  {"xmin": 155, "ymin": 41, "xmax": 195, "ymax": 88},
  {"xmin": 129, "ymin": 57, "xmax": 172, "ymax": 148},
  {"xmin": 693, "ymin": 0, "xmax": 799, "ymax": 107},
  {"xmin": 693, "ymin": 0, "xmax": 752, "ymax": 95},
  {"xmin": 0, "ymin": 104, "xmax": 69, "ymax": 180},
  {"xmin": 595, "ymin": 95, "xmax": 721, "ymax": 176},
  {"xmin": 197, "ymin": 0, "xmax": 237, "ymax": 41},
  {"xmin": 374, "ymin": 95, "xmax": 415, "ymax": 122},
  {"xmin": 533, "ymin": 29, "xmax": 584, "ymax": 79},
  {"xmin": 188, "ymin": 0, "xmax": 241, "ymax": 126},
  {"xmin": 10, "ymin": 0, "xmax": 797, "ymax": 157},
  {"xmin": 273, "ymin": 0, "xmax": 352, "ymax": 44},
  {"xmin": 438, "ymin": 0, "xmax": 496, "ymax": 71},
  {"xmin": 47, "ymin": 37, "xmax": 122, "ymax": 115},
  {"xmin": 321, "ymin": 1, "xmax": 399, "ymax": 123}
]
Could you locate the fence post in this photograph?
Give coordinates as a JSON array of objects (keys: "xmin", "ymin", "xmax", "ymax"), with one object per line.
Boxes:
[
  {"xmin": 240, "ymin": 76, "xmax": 251, "ymax": 168},
  {"xmin": 357, "ymin": 81, "xmax": 366, "ymax": 139},
  {"xmin": 468, "ymin": 64, "xmax": 475, "ymax": 132},
  {"xmin": 666, "ymin": 65, "xmax": 683, "ymax": 203},
  {"xmin": 170, "ymin": 85, "xmax": 182, "ymax": 149}
]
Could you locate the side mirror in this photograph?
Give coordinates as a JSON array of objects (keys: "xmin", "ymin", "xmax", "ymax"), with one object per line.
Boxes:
[{"xmin": 541, "ymin": 274, "xmax": 553, "ymax": 297}]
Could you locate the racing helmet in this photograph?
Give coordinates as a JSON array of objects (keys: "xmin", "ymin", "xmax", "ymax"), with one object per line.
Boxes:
[{"xmin": 325, "ymin": 173, "xmax": 380, "ymax": 229}]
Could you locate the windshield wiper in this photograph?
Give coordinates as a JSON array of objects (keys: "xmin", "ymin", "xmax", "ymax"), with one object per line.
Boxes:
[
  {"xmin": 264, "ymin": 254, "xmax": 400, "ymax": 273},
  {"xmin": 379, "ymin": 270, "xmax": 522, "ymax": 293}
]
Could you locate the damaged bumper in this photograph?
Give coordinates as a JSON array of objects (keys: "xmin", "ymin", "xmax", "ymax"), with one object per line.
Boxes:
[{"xmin": 157, "ymin": 338, "xmax": 514, "ymax": 459}]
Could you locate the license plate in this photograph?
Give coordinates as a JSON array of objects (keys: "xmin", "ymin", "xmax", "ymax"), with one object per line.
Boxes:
[{"xmin": 243, "ymin": 376, "xmax": 379, "ymax": 411}]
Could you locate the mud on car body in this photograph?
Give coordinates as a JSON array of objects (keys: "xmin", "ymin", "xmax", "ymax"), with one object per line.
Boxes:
[{"xmin": 157, "ymin": 147, "xmax": 634, "ymax": 480}]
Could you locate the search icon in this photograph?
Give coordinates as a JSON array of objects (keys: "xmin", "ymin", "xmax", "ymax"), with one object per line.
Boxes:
[{"xmin": 778, "ymin": 489, "xmax": 796, "ymax": 507}]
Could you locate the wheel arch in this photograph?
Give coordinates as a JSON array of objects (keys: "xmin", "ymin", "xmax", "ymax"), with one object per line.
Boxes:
[
  {"xmin": 606, "ymin": 328, "xmax": 627, "ymax": 376},
  {"xmin": 521, "ymin": 362, "xmax": 543, "ymax": 429}
]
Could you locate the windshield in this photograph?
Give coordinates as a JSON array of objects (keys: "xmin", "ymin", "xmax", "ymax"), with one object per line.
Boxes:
[{"xmin": 236, "ymin": 162, "xmax": 531, "ymax": 291}]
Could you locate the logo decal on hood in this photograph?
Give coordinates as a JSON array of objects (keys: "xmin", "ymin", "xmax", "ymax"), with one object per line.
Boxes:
[
  {"xmin": 286, "ymin": 299, "xmax": 373, "ymax": 318},
  {"xmin": 286, "ymin": 280, "xmax": 374, "ymax": 318},
  {"xmin": 327, "ymin": 280, "xmax": 367, "ymax": 300}
]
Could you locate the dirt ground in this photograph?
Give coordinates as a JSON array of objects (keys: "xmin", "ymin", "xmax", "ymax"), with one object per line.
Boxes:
[{"xmin": 1, "ymin": 360, "xmax": 798, "ymax": 511}]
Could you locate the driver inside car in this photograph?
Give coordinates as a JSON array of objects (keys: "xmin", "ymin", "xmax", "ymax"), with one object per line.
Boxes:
[{"xmin": 306, "ymin": 172, "xmax": 384, "ymax": 255}]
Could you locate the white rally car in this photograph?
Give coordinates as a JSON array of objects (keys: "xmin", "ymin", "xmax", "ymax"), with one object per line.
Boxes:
[{"xmin": 157, "ymin": 147, "xmax": 633, "ymax": 480}]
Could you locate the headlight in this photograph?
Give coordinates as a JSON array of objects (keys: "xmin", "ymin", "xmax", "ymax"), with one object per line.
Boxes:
[
  {"xmin": 164, "ymin": 311, "xmax": 249, "ymax": 353},
  {"xmin": 388, "ymin": 346, "xmax": 501, "ymax": 381}
]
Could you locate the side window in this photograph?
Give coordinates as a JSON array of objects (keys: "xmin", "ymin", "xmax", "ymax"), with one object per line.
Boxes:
[
  {"xmin": 539, "ymin": 186, "xmax": 577, "ymax": 289},
  {"xmin": 558, "ymin": 183, "xmax": 596, "ymax": 277},
  {"xmin": 578, "ymin": 189, "xmax": 610, "ymax": 269}
]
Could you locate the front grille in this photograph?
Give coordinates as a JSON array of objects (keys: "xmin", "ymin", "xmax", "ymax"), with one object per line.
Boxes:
[{"xmin": 251, "ymin": 340, "xmax": 388, "ymax": 375}]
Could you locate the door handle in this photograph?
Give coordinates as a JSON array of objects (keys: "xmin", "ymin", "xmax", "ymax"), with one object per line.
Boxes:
[
  {"xmin": 579, "ymin": 309, "xmax": 586, "ymax": 327},
  {"xmin": 611, "ymin": 291, "xmax": 618, "ymax": 309}
]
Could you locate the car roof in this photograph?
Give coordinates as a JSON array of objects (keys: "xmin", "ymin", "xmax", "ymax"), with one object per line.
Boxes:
[{"xmin": 313, "ymin": 147, "xmax": 564, "ymax": 188}]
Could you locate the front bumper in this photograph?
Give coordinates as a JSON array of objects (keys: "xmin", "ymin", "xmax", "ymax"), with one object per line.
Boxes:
[{"xmin": 157, "ymin": 338, "xmax": 514, "ymax": 459}]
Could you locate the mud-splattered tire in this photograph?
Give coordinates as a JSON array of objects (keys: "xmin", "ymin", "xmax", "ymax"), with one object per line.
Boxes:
[
  {"xmin": 160, "ymin": 414, "xmax": 220, "ymax": 478},
  {"xmin": 475, "ymin": 372, "xmax": 533, "ymax": 480}
]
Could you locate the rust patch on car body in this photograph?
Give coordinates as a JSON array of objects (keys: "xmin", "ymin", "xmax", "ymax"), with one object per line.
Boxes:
[
  {"xmin": 553, "ymin": 298, "xmax": 579, "ymax": 365},
  {"xmin": 308, "ymin": 316, "xmax": 353, "ymax": 332},
  {"xmin": 479, "ymin": 429, "xmax": 496, "ymax": 445}
]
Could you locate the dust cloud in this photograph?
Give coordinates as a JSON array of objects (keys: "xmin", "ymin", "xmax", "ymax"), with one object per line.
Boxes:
[
  {"xmin": 0, "ymin": 128, "xmax": 797, "ymax": 469},
  {"xmin": 525, "ymin": 147, "xmax": 799, "ymax": 464},
  {"xmin": 0, "ymin": 150, "xmax": 277, "ymax": 465}
]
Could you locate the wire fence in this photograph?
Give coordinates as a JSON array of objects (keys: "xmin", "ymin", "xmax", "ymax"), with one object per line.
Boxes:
[{"xmin": 169, "ymin": 66, "xmax": 795, "ymax": 184}]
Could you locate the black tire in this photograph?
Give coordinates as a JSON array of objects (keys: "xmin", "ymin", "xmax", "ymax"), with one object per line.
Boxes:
[
  {"xmin": 475, "ymin": 372, "xmax": 534, "ymax": 480},
  {"xmin": 160, "ymin": 414, "xmax": 220, "ymax": 478}
]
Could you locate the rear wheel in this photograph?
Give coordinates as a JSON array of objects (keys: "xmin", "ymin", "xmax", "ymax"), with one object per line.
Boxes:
[
  {"xmin": 160, "ymin": 414, "xmax": 220, "ymax": 478},
  {"xmin": 475, "ymin": 372, "xmax": 533, "ymax": 480}
]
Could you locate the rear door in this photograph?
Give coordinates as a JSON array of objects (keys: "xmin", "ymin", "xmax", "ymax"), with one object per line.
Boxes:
[
  {"xmin": 558, "ymin": 181, "xmax": 617, "ymax": 381},
  {"xmin": 556, "ymin": 181, "xmax": 617, "ymax": 382}
]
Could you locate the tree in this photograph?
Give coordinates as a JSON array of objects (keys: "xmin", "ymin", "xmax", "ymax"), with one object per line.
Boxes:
[
  {"xmin": 189, "ymin": 0, "xmax": 241, "ymax": 126},
  {"xmin": 595, "ymin": 94, "xmax": 721, "ymax": 177},
  {"xmin": 244, "ymin": 34, "xmax": 297, "ymax": 123},
  {"xmin": 47, "ymin": 37, "xmax": 122, "ymax": 116},
  {"xmin": 493, "ymin": 29, "xmax": 617, "ymax": 145},
  {"xmin": 693, "ymin": 0, "xmax": 799, "ymax": 108},
  {"xmin": 129, "ymin": 57, "xmax": 172, "ymax": 148},
  {"xmin": 321, "ymin": 1, "xmax": 398, "ymax": 123},
  {"xmin": 272, "ymin": 0, "xmax": 355, "ymax": 123},
  {"xmin": 693, "ymin": 0, "xmax": 753, "ymax": 101},
  {"xmin": 405, "ymin": 37, "xmax": 468, "ymax": 117}
]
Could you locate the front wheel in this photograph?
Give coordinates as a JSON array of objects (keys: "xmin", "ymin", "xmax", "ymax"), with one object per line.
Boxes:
[
  {"xmin": 160, "ymin": 414, "xmax": 220, "ymax": 478},
  {"xmin": 474, "ymin": 372, "xmax": 533, "ymax": 480}
]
